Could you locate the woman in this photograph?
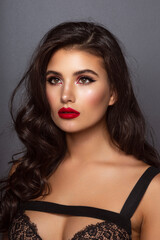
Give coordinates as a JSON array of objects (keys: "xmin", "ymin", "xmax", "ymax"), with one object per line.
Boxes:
[{"xmin": 0, "ymin": 21, "xmax": 160, "ymax": 240}]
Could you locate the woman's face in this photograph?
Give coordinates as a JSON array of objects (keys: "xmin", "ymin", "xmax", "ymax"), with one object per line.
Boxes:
[{"xmin": 45, "ymin": 48, "xmax": 115, "ymax": 133}]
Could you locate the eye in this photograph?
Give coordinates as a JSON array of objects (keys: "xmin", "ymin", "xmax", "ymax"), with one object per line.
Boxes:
[
  {"xmin": 77, "ymin": 76, "xmax": 96, "ymax": 85},
  {"xmin": 46, "ymin": 76, "xmax": 62, "ymax": 85}
]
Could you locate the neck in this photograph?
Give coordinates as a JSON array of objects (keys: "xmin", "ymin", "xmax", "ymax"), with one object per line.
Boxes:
[{"xmin": 64, "ymin": 121, "xmax": 119, "ymax": 165}]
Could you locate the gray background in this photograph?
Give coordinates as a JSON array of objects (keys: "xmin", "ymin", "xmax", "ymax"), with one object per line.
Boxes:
[
  {"xmin": 0, "ymin": 0, "xmax": 160, "ymax": 178},
  {"xmin": 0, "ymin": 1, "xmax": 160, "ymax": 238}
]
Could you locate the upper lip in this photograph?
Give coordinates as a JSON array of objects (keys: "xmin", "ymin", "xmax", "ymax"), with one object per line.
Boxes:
[{"xmin": 58, "ymin": 107, "xmax": 80, "ymax": 114}]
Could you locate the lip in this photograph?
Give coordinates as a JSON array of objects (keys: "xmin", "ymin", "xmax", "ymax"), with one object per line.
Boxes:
[{"xmin": 58, "ymin": 107, "xmax": 80, "ymax": 119}]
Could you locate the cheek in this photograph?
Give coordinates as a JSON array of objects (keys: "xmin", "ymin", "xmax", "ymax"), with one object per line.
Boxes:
[
  {"xmin": 82, "ymin": 88, "xmax": 110, "ymax": 107},
  {"xmin": 45, "ymin": 88, "xmax": 56, "ymax": 109}
]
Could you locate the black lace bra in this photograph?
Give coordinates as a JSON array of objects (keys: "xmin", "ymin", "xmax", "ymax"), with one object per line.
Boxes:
[{"xmin": 8, "ymin": 166, "xmax": 160, "ymax": 240}]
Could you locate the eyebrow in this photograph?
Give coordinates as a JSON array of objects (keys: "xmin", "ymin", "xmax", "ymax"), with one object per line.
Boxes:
[{"xmin": 45, "ymin": 69, "xmax": 99, "ymax": 77}]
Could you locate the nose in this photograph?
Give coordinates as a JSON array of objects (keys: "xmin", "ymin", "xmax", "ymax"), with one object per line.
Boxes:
[{"xmin": 61, "ymin": 82, "xmax": 75, "ymax": 103}]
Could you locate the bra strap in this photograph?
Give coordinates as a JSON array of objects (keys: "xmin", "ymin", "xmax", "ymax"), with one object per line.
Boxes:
[{"xmin": 120, "ymin": 166, "xmax": 160, "ymax": 219}]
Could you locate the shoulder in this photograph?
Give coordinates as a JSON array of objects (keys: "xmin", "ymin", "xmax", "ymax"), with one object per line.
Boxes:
[
  {"xmin": 138, "ymin": 166, "xmax": 160, "ymax": 205},
  {"xmin": 140, "ymin": 167, "xmax": 160, "ymax": 239},
  {"xmin": 142, "ymin": 167, "xmax": 160, "ymax": 196},
  {"xmin": 142, "ymin": 167, "xmax": 160, "ymax": 204}
]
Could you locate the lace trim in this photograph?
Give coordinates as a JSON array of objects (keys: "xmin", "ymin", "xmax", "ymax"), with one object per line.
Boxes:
[
  {"xmin": 9, "ymin": 212, "xmax": 42, "ymax": 240},
  {"xmin": 22, "ymin": 213, "xmax": 42, "ymax": 238},
  {"xmin": 70, "ymin": 220, "xmax": 131, "ymax": 240},
  {"xmin": 9, "ymin": 213, "xmax": 131, "ymax": 240}
]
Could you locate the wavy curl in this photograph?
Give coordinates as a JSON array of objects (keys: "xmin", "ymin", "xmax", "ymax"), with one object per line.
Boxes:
[{"xmin": 0, "ymin": 21, "xmax": 160, "ymax": 232}]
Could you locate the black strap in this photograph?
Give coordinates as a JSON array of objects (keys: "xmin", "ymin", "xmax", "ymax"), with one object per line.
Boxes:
[
  {"xmin": 21, "ymin": 200, "xmax": 131, "ymax": 234},
  {"xmin": 120, "ymin": 166, "xmax": 160, "ymax": 219}
]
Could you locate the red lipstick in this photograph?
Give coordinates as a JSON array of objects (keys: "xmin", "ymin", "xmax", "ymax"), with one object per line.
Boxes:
[{"xmin": 58, "ymin": 107, "xmax": 80, "ymax": 119}]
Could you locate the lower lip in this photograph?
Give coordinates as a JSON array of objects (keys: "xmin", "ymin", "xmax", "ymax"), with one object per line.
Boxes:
[{"xmin": 58, "ymin": 113, "xmax": 80, "ymax": 119}]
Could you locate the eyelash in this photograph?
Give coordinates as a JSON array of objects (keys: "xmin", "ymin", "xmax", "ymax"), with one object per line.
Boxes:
[
  {"xmin": 47, "ymin": 77, "xmax": 61, "ymax": 85},
  {"xmin": 46, "ymin": 76, "xmax": 96, "ymax": 85},
  {"xmin": 78, "ymin": 76, "xmax": 96, "ymax": 84}
]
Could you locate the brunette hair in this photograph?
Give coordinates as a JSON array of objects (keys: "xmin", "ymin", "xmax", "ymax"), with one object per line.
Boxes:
[{"xmin": 0, "ymin": 21, "xmax": 159, "ymax": 232}]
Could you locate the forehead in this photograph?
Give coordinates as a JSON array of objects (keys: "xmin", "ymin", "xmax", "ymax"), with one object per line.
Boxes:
[{"xmin": 47, "ymin": 48, "xmax": 106, "ymax": 74}]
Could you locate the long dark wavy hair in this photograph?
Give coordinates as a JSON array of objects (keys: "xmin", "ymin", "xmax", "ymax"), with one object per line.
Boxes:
[{"xmin": 0, "ymin": 21, "xmax": 160, "ymax": 232}]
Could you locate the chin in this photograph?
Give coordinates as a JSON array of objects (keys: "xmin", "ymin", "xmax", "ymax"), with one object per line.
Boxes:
[
  {"xmin": 59, "ymin": 127, "xmax": 83, "ymax": 133},
  {"xmin": 60, "ymin": 124, "xmax": 97, "ymax": 134}
]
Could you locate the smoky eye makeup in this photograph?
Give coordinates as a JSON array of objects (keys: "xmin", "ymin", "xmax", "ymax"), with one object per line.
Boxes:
[
  {"xmin": 45, "ymin": 70, "xmax": 63, "ymax": 85},
  {"xmin": 46, "ymin": 76, "xmax": 62, "ymax": 85},
  {"xmin": 46, "ymin": 75, "xmax": 96, "ymax": 85},
  {"xmin": 45, "ymin": 68, "xmax": 98, "ymax": 86},
  {"xmin": 77, "ymin": 75, "xmax": 96, "ymax": 84}
]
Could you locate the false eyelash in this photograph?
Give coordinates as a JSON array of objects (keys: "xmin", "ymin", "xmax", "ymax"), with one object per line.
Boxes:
[
  {"xmin": 77, "ymin": 76, "xmax": 96, "ymax": 84},
  {"xmin": 46, "ymin": 75, "xmax": 96, "ymax": 85},
  {"xmin": 46, "ymin": 76, "xmax": 61, "ymax": 85}
]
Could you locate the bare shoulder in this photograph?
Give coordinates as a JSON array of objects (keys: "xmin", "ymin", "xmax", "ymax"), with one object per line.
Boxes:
[
  {"xmin": 140, "ymin": 167, "xmax": 160, "ymax": 239},
  {"xmin": 141, "ymin": 168, "xmax": 160, "ymax": 203}
]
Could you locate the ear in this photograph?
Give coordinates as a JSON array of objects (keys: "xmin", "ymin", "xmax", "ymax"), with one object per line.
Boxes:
[{"xmin": 108, "ymin": 89, "xmax": 117, "ymax": 106}]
